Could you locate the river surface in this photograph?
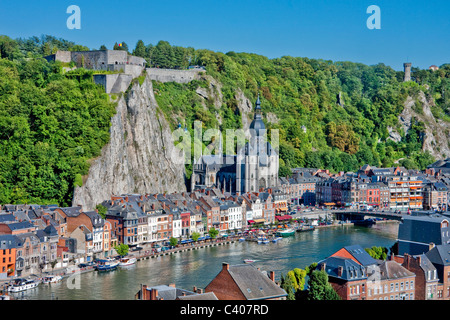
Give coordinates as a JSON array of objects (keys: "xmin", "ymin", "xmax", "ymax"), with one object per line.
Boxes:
[{"xmin": 12, "ymin": 222, "xmax": 399, "ymax": 300}]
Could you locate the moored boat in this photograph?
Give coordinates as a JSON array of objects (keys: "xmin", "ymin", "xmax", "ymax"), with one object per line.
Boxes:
[
  {"xmin": 7, "ymin": 278, "xmax": 40, "ymax": 292},
  {"xmin": 118, "ymin": 257, "xmax": 137, "ymax": 267},
  {"xmin": 42, "ymin": 275, "xmax": 63, "ymax": 284},
  {"xmin": 276, "ymin": 228, "xmax": 295, "ymax": 237},
  {"xmin": 272, "ymin": 237, "xmax": 283, "ymax": 243},
  {"xmin": 353, "ymin": 219, "xmax": 376, "ymax": 227},
  {"xmin": 243, "ymin": 259, "xmax": 256, "ymax": 263},
  {"xmin": 296, "ymin": 225, "xmax": 315, "ymax": 232},
  {"xmin": 95, "ymin": 258, "xmax": 119, "ymax": 272}
]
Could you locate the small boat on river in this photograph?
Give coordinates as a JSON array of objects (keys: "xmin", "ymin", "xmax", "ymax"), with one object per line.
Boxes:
[
  {"xmin": 119, "ymin": 257, "xmax": 137, "ymax": 267},
  {"xmin": 7, "ymin": 278, "xmax": 40, "ymax": 292},
  {"xmin": 272, "ymin": 237, "xmax": 283, "ymax": 243},
  {"xmin": 243, "ymin": 259, "xmax": 256, "ymax": 263},
  {"xmin": 276, "ymin": 228, "xmax": 295, "ymax": 237},
  {"xmin": 296, "ymin": 225, "xmax": 315, "ymax": 232},
  {"xmin": 95, "ymin": 258, "xmax": 119, "ymax": 272},
  {"xmin": 42, "ymin": 275, "xmax": 62, "ymax": 284}
]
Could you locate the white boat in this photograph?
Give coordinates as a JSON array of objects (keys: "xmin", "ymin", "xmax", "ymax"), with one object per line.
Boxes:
[
  {"xmin": 118, "ymin": 257, "xmax": 137, "ymax": 267},
  {"xmin": 243, "ymin": 259, "xmax": 256, "ymax": 263},
  {"xmin": 239, "ymin": 237, "xmax": 246, "ymax": 242},
  {"xmin": 8, "ymin": 278, "xmax": 40, "ymax": 292},
  {"xmin": 257, "ymin": 237, "xmax": 268, "ymax": 244},
  {"xmin": 272, "ymin": 237, "xmax": 283, "ymax": 243},
  {"xmin": 42, "ymin": 275, "xmax": 63, "ymax": 284}
]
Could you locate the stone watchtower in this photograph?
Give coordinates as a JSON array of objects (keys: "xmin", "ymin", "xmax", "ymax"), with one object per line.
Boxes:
[{"xmin": 403, "ymin": 63, "xmax": 412, "ymax": 82}]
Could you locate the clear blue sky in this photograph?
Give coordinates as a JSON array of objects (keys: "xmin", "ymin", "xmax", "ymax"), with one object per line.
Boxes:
[{"xmin": 1, "ymin": 0, "xmax": 449, "ymax": 70}]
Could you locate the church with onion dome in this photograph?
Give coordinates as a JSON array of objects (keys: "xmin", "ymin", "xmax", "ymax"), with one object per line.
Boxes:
[{"xmin": 191, "ymin": 95, "xmax": 279, "ymax": 193}]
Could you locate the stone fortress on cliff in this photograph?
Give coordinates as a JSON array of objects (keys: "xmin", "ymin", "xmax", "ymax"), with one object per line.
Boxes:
[{"xmin": 45, "ymin": 49, "xmax": 203, "ymax": 93}]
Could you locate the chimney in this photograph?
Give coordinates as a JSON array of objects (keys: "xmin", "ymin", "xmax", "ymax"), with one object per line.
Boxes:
[
  {"xmin": 193, "ymin": 286, "xmax": 197, "ymax": 292},
  {"xmin": 222, "ymin": 262, "xmax": 230, "ymax": 271},
  {"xmin": 404, "ymin": 254, "xmax": 410, "ymax": 268},
  {"xmin": 197, "ymin": 288, "xmax": 203, "ymax": 294},
  {"xmin": 150, "ymin": 288, "xmax": 158, "ymax": 300},
  {"xmin": 429, "ymin": 242, "xmax": 435, "ymax": 251},
  {"xmin": 140, "ymin": 284, "xmax": 148, "ymax": 300},
  {"xmin": 416, "ymin": 255, "xmax": 421, "ymax": 265},
  {"xmin": 169, "ymin": 283, "xmax": 176, "ymax": 288},
  {"xmin": 140, "ymin": 195, "xmax": 144, "ymax": 201},
  {"xmin": 269, "ymin": 271, "xmax": 275, "ymax": 282},
  {"xmin": 338, "ymin": 266, "xmax": 343, "ymax": 277},
  {"xmin": 320, "ymin": 262, "xmax": 326, "ymax": 271}
]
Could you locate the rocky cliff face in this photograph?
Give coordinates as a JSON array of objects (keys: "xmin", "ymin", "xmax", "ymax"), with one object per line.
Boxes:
[
  {"xmin": 72, "ymin": 75, "xmax": 186, "ymax": 211},
  {"xmin": 389, "ymin": 90, "xmax": 450, "ymax": 160}
]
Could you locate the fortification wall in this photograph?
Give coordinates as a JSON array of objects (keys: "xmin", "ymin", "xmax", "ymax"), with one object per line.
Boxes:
[
  {"xmin": 93, "ymin": 74, "xmax": 133, "ymax": 94},
  {"xmin": 109, "ymin": 64, "xmax": 144, "ymax": 78},
  {"xmin": 55, "ymin": 51, "xmax": 72, "ymax": 63},
  {"xmin": 70, "ymin": 50, "xmax": 109, "ymax": 70},
  {"xmin": 127, "ymin": 55, "xmax": 146, "ymax": 66},
  {"xmin": 146, "ymin": 68, "xmax": 202, "ymax": 83},
  {"xmin": 107, "ymin": 50, "xmax": 128, "ymax": 65}
]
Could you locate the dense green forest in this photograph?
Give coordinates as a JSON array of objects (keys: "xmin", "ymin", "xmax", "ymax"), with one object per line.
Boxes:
[
  {"xmin": 0, "ymin": 34, "xmax": 449, "ymax": 205},
  {"xmin": 0, "ymin": 35, "xmax": 116, "ymax": 206},
  {"xmin": 139, "ymin": 40, "xmax": 448, "ymax": 178}
]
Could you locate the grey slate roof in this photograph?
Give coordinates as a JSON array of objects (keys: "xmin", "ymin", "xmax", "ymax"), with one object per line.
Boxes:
[
  {"xmin": 146, "ymin": 285, "xmax": 198, "ymax": 300},
  {"xmin": 318, "ymin": 256, "xmax": 367, "ymax": 281},
  {"xmin": 343, "ymin": 244, "xmax": 378, "ymax": 266},
  {"xmin": 60, "ymin": 206, "xmax": 82, "ymax": 217},
  {"xmin": 413, "ymin": 254, "xmax": 437, "ymax": 275},
  {"xmin": 5, "ymin": 221, "xmax": 35, "ymax": 231},
  {"xmin": 0, "ymin": 234, "xmax": 23, "ymax": 249},
  {"xmin": 426, "ymin": 244, "xmax": 450, "ymax": 266},
  {"xmin": 377, "ymin": 260, "xmax": 415, "ymax": 281},
  {"xmin": 0, "ymin": 214, "xmax": 15, "ymax": 223},
  {"xmin": 225, "ymin": 264, "xmax": 287, "ymax": 300},
  {"xmin": 177, "ymin": 292, "xmax": 218, "ymax": 300}
]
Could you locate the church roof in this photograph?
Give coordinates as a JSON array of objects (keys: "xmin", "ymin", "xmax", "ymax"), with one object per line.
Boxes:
[{"xmin": 249, "ymin": 94, "xmax": 265, "ymax": 133}]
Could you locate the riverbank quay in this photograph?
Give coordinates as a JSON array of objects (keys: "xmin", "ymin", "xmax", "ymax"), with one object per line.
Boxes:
[{"xmin": 0, "ymin": 219, "xmax": 399, "ymax": 293}]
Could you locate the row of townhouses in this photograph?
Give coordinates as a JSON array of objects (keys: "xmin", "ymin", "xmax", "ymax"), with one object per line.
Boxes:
[
  {"xmin": 0, "ymin": 160, "xmax": 449, "ymax": 281},
  {"xmin": 0, "ymin": 187, "xmax": 289, "ymax": 280},
  {"xmin": 291, "ymin": 161, "xmax": 450, "ymax": 211}
]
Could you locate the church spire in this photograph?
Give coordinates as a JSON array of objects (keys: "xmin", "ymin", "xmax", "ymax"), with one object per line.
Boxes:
[{"xmin": 255, "ymin": 93, "xmax": 261, "ymax": 112}]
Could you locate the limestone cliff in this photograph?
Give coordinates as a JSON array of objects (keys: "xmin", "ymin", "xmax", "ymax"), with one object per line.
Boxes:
[
  {"xmin": 72, "ymin": 75, "xmax": 186, "ymax": 211},
  {"xmin": 388, "ymin": 90, "xmax": 450, "ymax": 160}
]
